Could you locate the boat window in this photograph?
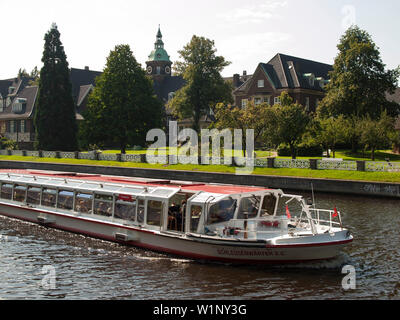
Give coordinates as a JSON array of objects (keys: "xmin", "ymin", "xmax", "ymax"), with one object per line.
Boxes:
[
  {"xmin": 57, "ymin": 190, "xmax": 74, "ymax": 210},
  {"xmin": 207, "ymin": 198, "xmax": 237, "ymax": 225},
  {"xmin": 94, "ymin": 194, "xmax": 113, "ymax": 217},
  {"xmin": 13, "ymin": 185, "xmax": 26, "ymax": 202},
  {"xmin": 260, "ymin": 194, "xmax": 277, "ymax": 216},
  {"xmin": 114, "ymin": 198, "xmax": 136, "ymax": 221},
  {"xmin": 1, "ymin": 184, "xmax": 12, "ymax": 200},
  {"xmin": 75, "ymin": 192, "xmax": 93, "ymax": 214},
  {"xmin": 137, "ymin": 199, "xmax": 145, "ymax": 223},
  {"xmin": 237, "ymin": 196, "xmax": 261, "ymax": 219},
  {"xmin": 190, "ymin": 205, "xmax": 202, "ymax": 232},
  {"xmin": 146, "ymin": 200, "xmax": 163, "ymax": 226},
  {"xmin": 42, "ymin": 188, "xmax": 57, "ymax": 207},
  {"xmin": 27, "ymin": 186, "xmax": 41, "ymax": 205}
]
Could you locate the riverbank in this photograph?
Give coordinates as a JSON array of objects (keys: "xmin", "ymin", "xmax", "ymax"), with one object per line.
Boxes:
[{"xmin": 0, "ymin": 159, "xmax": 399, "ymax": 198}]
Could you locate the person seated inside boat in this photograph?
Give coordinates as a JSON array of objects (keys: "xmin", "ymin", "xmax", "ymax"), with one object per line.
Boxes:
[
  {"xmin": 95, "ymin": 201, "xmax": 112, "ymax": 217},
  {"xmin": 76, "ymin": 199, "xmax": 89, "ymax": 213},
  {"xmin": 168, "ymin": 202, "xmax": 178, "ymax": 230},
  {"xmin": 177, "ymin": 200, "xmax": 186, "ymax": 232}
]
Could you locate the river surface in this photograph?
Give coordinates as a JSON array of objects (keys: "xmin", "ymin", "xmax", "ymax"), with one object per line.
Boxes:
[{"xmin": 0, "ymin": 191, "xmax": 399, "ymax": 300}]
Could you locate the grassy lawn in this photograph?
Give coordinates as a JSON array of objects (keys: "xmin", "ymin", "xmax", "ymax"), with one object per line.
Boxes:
[
  {"xmin": 96, "ymin": 148, "xmax": 400, "ymax": 162},
  {"xmin": 1, "ymin": 155, "xmax": 399, "ymax": 183}
]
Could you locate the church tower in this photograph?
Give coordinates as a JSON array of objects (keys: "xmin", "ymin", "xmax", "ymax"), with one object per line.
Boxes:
[{"xmin": 146, "ymin": 26, "xmax": 172, "ymax": 81}]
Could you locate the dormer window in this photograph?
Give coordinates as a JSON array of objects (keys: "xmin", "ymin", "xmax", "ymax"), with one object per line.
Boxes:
[
  {"xmin": 303, "ymin": 73, "xmax": 315, "ymax": 87},
  {"xmin": 12, "ymin": 98, "xmax": 26, "ymax": 113},
  {"xmin": 257, "ymin": 80, "xmax": 264, "ymax": 88}
]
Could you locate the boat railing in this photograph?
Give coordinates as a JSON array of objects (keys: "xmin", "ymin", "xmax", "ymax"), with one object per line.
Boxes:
[{"xmin": 307, "ymin": 208, "xmax": 343, "ymax": 230}]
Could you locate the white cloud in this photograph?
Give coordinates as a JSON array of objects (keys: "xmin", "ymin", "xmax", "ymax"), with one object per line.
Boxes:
[{"xmin": 218, "ymin": 1, "xmax": 288, "ymax": 24}]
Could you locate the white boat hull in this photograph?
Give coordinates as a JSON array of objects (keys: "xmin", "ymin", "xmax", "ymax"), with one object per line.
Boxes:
[{"xmin": 0, "ymin": 201, "xmax": 352, "ymax": 264}]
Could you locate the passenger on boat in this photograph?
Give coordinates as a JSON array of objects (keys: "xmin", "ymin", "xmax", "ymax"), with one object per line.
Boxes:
[
  {"xmin": 178, "ymin": 200, "xmax": 186, "ymax": 232},
  {"xmin": 96, "ymin": 201, "xmax": 112, "ymax": 217},
  {"xmin": 168, "ymin": 203, "xmax": 178, "ymax": 230},
  {"xmin": 76, "ymin": 199, "xmax": 89, "ymax": 213}
]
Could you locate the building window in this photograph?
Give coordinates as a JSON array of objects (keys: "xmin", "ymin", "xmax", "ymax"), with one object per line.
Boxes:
[
  {"xmin": 156, "ymin": 66, "xmax": 161, "ymax": 74},
  {"xmin": 0, "ymin": 97, "xmax": 3, "ymax": 112},
  {"xmin": 254, "ymin": 97, "xmax": 262, "ymax": 105},
  {"xmin": 10, "ymin": 120, "xmax": 15, "ymax": 133},
  {"xmin": 241, "ymin": 99, "xmax": 248, "ymax": 108},
  {"xmin": 257, "ymin": 80, "xmax": 264, "ymax": 88},
  {"xmin": 263, "ymin": 96, "xmax": 270, "ymax": 105},
  {"xmin": 305, "ymin": 97, "xmax": 310, "ymax": 111},
  {"xmin": 12, "ymin": 98, "xmax": 26, "ymax": 113},
  {"xmin": 274, "ymin": 97, "xmax": 281, "ymax": 105},
  {"xmin": 21, "ymin": 120, "xmax": 26, "ymax": 133}
]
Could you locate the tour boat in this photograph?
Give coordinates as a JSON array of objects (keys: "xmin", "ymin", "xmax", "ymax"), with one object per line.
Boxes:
[{"xmin": 0, "ymin": 169, "xmax": 353, "ymax": 264}]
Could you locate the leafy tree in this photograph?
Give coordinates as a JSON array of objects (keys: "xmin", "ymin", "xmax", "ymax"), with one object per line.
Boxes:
[
  {"xmin": 264, "ymin": 92, "xmax": 310, "ymax": 159},
  {"xmin": 34, "ymin": 23, "xmax": 78, "ymax": 151},
  {"xmin": 169, "ymin": 35, "xmax": 233, "ymax": 132},
  {"xmin": 358, "ymin": 111, "xmax": 395, "ymax": 161},
  {"xmin": 29, "ymin": 66, "xmax": 40, "ymax": 86},
  {"xmin": 311, "ymin": 115, "xmax": 346, "ymax": 158},
  {"xmin": 82, "ymin": 44, "xmax": 163, "ymax": 154},
  {"xmin": 213, "ymin": 101, "xmax": 271, "ymax": 155},
  {"xmin": 319, "ymin": 26, "xmax": 399, "ymax": 120}
]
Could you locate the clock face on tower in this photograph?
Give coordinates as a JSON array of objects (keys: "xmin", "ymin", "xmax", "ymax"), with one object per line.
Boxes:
[
  {"xmin": 165, "ymin": 66, "xmax": 171, "ymax": 74},
  {"xmin": 147, "ymin": 66, "xmax": 152, "ymax": 74}
]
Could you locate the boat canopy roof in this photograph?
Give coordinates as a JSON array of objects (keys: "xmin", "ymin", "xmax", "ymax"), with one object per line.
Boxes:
[
  {"xmin": 0, "ymin": 172, "xmax": 182, "ymax": 199},
  {"xmin": 0, "ymin": 170, "xmax": 278, "ymax": 201}
]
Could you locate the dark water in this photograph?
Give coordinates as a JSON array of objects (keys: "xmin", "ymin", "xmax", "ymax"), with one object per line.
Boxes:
[{"xmin": 0, "ymin": 192, "xmax": 399, "ymax": 300}]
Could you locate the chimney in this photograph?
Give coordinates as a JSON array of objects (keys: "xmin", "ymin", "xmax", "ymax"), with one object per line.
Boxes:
[
  {"xmin": 242, "ymin": 70, "xmax": 247, "ymax": 81},
  {"xmin": 233, "ymin": 74, "xmax": 240, "ymax": 88},
  {"xmin": 84, "ymin": 66, "xmax": 89, "ymax": 71}
]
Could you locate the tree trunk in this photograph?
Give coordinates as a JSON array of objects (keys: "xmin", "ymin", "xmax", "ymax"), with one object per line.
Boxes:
[{"xmin": 289, "ymin": 143, "xmax": 296, "ymax": 159}]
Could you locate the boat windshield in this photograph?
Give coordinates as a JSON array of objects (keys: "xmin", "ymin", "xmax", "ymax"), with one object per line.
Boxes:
[
  {"xmin": 237, "ymin": 196, "xmax": 260, "ymax": 219},
  {"xmin": 206, "ymin": 198, "xmax": 237, "ymax": 225}
]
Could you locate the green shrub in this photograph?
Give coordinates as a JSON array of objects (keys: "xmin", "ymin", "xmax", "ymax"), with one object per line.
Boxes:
[
  {"xmin": 0, "ymin": 137, "xmax": 18, "ymax": 150},
  {"xmin": 278, "ymin": 142, "xmax": 323, "ymax": 157}
]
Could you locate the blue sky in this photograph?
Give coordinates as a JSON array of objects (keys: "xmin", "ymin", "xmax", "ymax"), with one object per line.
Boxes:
[{"xmin": 0, "ymin": 0, "xmax": 399, "ymax": 79}]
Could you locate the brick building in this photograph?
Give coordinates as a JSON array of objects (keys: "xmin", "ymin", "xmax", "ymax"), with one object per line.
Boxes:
[{"xmin": 232, "ymin": 53, "xmax": 333, "ymax": 112}]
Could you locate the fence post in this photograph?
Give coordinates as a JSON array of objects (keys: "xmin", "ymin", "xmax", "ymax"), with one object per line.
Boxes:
[
  {"xmin": 55, "ymin": 151, "xmax": 61, "ymax": 158},
  {"xmin": 267, "ymin": 157, "xmax": 275, "ymax": 168},
  {"xmin": 309, "ymin": 159, "xmax": 318, "ymax": 170},
  {"xmin": 356, "ymin": 160, "xmax": 366, "ymax": 171},
  {"xmin": 74, "ymin": 151, "xmax": 79, "ymax": 159},
  {"xmin": 140, "ymin": 154, "xmax": 146, "ymax": 163},
  {"xmin": 38, "ymin": 150, "xmax": 43, "ymax": 157},
  {"xmin": 22, "ymin": 150, "xmax": 27, "ymax": 157},
  {"xmin": 116, "ymin": 153, "xmax": 122, "ymax": 162}
]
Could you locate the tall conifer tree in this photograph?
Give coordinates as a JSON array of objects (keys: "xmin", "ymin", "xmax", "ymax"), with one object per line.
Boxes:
[{"xmin": 34, "ymin": 23, "xmax": 77, "ymax": 151}]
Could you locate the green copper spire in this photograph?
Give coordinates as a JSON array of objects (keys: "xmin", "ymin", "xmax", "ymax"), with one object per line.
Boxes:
[{"xmin": 148, "ymin": 25, "xmax": 171, "ymax": 62}]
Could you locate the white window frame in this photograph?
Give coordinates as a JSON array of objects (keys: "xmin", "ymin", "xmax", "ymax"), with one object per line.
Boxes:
[
  {"xmin": 263, "ymin": 96, "xmax": 271, "ymax": 105},
  {"xmin": 257, "ymin": 79, "xmax": 264, "ymax": 88},
  {"xmin": 254, "ymin": 97, "xmax": 262, "ymax": 105},
  {"xmin": 305, "ymin": 97, "xmax": 310, "ymax": 111},
  {"xmin": 241, "ymin": 99, "xmax": 248, "ymax": 108},
  {"xmin": 274, "ymin": 97, "xmax": 281, "ymax": 105}
]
